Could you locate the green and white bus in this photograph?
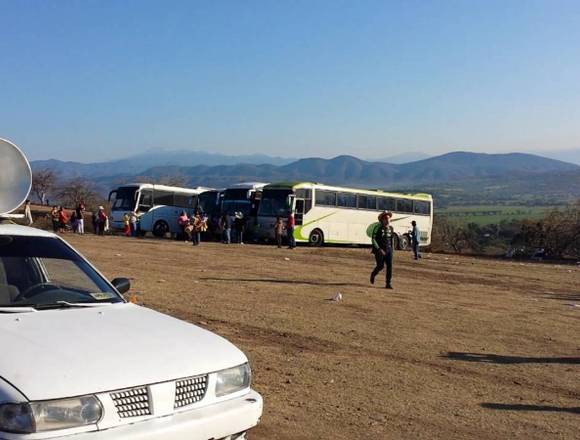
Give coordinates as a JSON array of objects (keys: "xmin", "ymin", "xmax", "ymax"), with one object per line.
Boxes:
[{"xmin": 255, "ymin": 182, "xmax": 433, "ymax": 248}]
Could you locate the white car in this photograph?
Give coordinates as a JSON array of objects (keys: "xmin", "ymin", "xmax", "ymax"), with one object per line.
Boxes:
[{"xmin": 0, "ymin": 223, "xmax": 263, "ymax": 439}]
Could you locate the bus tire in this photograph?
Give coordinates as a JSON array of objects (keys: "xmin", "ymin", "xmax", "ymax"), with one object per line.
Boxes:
[
  {"xmin": 309, "ymin": 229, "xmax": 324, "ymax": 247},
  {"xmin": 397, "ymin": 234, "xmax": 410, "ymax": 251},
  {"xmin": 153, "ymin": 220, "xmax": 169, "ymax": 238}
]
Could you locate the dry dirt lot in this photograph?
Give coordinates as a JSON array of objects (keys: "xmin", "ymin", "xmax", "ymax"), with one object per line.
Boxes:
[{"xmin": 64, "ymin": 234, "xmax": 579, "ymax": 439}]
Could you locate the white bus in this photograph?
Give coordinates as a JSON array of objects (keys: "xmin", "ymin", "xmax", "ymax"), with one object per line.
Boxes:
[
  {"xmin": 108, "ymin": 183, "xmax": 212, "ymax": 237},
  {"xmin": 255, "ymin": 182, "xmax": 433, "ymax": 248}
]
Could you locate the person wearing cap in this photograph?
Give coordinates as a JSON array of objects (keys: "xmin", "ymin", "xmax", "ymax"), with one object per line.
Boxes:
[{"xmin": 370, "ymin": 211, "xmax": 395, "ymax": 289}]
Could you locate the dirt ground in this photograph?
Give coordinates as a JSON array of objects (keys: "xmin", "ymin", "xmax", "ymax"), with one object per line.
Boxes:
[{"xmin": 63, "ymin": 234, "xmax": 579, "ymax": 439}]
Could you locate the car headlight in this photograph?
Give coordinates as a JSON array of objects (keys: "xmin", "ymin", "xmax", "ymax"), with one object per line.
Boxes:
[
  {"xmin": 0, "ymin": 396, "xmax": 102, "ymax": 433},
  {"xmin": 215, "ymin": 363, "xmax": 251, "ymax": 397}
]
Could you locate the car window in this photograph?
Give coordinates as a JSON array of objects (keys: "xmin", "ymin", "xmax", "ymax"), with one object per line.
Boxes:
[{"xmin": 0, "ymin": 236, "xmax": 122, "ymax": 307}]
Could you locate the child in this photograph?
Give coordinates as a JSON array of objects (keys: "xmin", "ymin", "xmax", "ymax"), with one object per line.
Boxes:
[
  {"xmin": 274, "ymin": 216, "xmax": 284, "ymax": 248},
  {"xmin": 123, "ymin": 213, "xmax": 131, "ymax": 237}
]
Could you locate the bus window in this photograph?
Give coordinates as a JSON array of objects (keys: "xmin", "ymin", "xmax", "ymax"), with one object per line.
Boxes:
[
  {"xmin": 258, "ymin": 189, "xmax": 292, "ymax": 217},
  {"xmin": 154, "ymin": 191, "xmax": 173, "ymax": 206},
  {"xmin": 396, "ymin": 199, "xmax": 413, "ymax": 213},
  {"xmin": 377, "ymin": 197, "xmax": 395, "ymax": 211},
  {"xmin": 315, "ymin": 190, "xmax": 337, "ymax": 206},
  {"xmin": 110, "ymin": 187, "xmax": 138, "ymax": 211},
  {"xmin": 358, "ymin": 195, "xmax": 377, "ymax": 210},
  {"xmin": 414, "ymin": 200, "xmax": 431, "ymax": 215},
  {"xmin": 173, "ymin": 194, "xmax": 191, "ymax": 208},
  {"xmin": 337, "ymin": 192, "xmax": 357, "ymax": 208}
]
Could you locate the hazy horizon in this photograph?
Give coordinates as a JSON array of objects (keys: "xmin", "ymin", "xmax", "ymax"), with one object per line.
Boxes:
[{"xmin": 2, "ymin": 1, "xmax": 580, "ymax": 162}]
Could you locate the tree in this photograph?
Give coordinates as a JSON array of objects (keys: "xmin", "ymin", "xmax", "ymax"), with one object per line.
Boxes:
[
  {"xmin": 56, "ymin": 178, "xmax": 103, "ymax": 210},
  {"xmin": 432, "ymin": 217, "xmax": 468, "ymax": 253},
  {"xmin": 31, "ymin": 169, "xmax": 56, "ymax": 204}
]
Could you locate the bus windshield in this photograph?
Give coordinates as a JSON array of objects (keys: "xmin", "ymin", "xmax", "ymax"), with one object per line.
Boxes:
[
  {"xmin": 111, "ymin": 187, "xmax": 138, "ymax": 212},
  {"xmin": 258, "ymin": 189, "xmax": 292, "ymax": 217}
]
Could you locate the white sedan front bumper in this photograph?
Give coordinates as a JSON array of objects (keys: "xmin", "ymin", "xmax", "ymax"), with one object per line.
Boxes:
[{"xmin": 56, "ymin": 391, "xmax": 262, "ymax": 440}]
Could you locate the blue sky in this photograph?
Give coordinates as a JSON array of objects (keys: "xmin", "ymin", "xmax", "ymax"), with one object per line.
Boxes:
[{"xmin": 1, "ymin": 0, "xmax": 579, "ymax": 161}]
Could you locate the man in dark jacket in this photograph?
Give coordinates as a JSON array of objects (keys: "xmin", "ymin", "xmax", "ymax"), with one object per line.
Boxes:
[{"xmin": 370, "ymin": 211, "xmax": 395, "ymax": 289}]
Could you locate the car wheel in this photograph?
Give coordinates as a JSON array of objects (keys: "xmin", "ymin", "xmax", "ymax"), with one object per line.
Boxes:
[{"xmin": 309, "ymin": 229, "xmax": 324, "ymax": 247}]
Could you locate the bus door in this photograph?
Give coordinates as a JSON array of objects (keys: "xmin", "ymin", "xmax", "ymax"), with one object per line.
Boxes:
[
  {"xmin": 294, "ymin": 199, "xmax": 305, "ymax": 225},
  {"xmin": 137, "ymin": 190, "xmax": 153, "ymax": 214},
  {"xmin": 293, "ymin": 189, "xmax": 312, "ymax": 226}
]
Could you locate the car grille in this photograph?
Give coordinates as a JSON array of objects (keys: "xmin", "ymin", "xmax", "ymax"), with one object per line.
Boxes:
[
  {"xmin": 174, "ymin": 375, "xmax": 209, "ymax": 408},
  {"xmin": 110, "ymin": 386, "xmax": 151, "ymax": 418}
]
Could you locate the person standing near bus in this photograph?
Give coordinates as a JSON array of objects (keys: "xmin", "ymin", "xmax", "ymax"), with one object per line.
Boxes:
[
  {"xmin": 123, "ymin": 213, "xmax": 131, "ymax": 237},
  {"xmin": 234, "ymin": 212, "xmax": 246, "ymax": 245},
  {"xmin": 220, "ymin": 213, "xmax": 231, "ymax": 244},
  {"xmin": 286, "ymin": 212, "xmax": 296, "ymax": 249},
  {"xmin": 129, "ymin": 211, "xmax": 138, "ymax": 237},
  {"xmin": 274, "ymin": 216, "xmax": 284, "ymax": 248},
  {"xmin": 411, "ymin": 220, "xmax": 421, "ymax": 260},
  {"xmin": 370, "ymin": 211, "xmax": 395, "ymax": 289},
  {"xmin": 177, "ymin": 211, "xmax": 190, "ymax": 241}
]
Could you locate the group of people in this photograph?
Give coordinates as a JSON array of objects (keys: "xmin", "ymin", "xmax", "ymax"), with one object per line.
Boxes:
[
  {"xmin": 177, "ymin": 210, "xmax": 209, "ymax": 246},
  {"xmin": 274, "ymin": 212, "xmax": 296, "ymax": 249},
  {"xmin": 47, "ymin": 202, "xmax": 109, "ymax": 235},
  {"xmin": 218, "ymin": 211, "xmax": 247, "ymax": 244}
]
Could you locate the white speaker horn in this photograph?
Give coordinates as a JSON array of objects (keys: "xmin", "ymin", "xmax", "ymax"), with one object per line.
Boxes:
[{"xmin": 0, "ymin": 138, "xmax": 33, "ymax": 216}]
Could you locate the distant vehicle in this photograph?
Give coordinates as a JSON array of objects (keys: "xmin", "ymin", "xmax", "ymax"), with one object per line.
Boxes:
[
  {"xmin": 0, "ymin": 139, "xmax": 263, "ymax": 439},
  {"xmin": 108, "ymin": 184, "xmax": 212, "ymax": 237},
  {"xmin": 221, "ymin": 182, "xmax": 268, "ymax": 217},
  {"xmin": 255, "ymin": 182, "xmax": 433, "ymax": 248}
]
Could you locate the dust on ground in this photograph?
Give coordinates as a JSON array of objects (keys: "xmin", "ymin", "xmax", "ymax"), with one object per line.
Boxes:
[{"xmin": 65, "ymin": 234, "xmax": 580, "ymax": 439}]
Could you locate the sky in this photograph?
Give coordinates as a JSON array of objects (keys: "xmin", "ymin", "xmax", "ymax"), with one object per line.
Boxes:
[{"xmin": 1, "ymin": 0, "xmax": 580, "ymax": 162}]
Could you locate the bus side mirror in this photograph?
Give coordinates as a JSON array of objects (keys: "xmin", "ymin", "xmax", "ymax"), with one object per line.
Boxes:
[{"xmin": 111, "ymin": 277, "xmax": 131, "ymax": 295}]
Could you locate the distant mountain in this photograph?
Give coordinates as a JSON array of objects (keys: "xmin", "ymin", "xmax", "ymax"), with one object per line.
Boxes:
[
  {"xmin": 33, "ymin": 150, "xmax": 580, "ymax": 205},
  {"xmin": 131, "ymin": 152, "xmax": 578, "ymax": 189},
  {"xmin": 31, "ymin": 149, "xmax": 295, "ymax": 178},
  {"xmin": 374, "ymin": 152, "xmax": 431, "ymax": 164},
  {"xmin": 534, "ymin": 148, "xmax": 580, "ymax": 166}
]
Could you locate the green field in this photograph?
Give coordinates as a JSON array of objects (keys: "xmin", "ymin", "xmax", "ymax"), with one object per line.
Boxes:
[{"xmin": 436, "ymin": 205, "xmax": 550, "ymax": 225}]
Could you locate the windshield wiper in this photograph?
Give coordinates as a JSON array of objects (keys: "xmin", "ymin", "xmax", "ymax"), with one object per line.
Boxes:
[
  {"xmin": 0, "ymin": 306, "xmax": 38, "ymax": 313},
  {"xmin": 34, "ymin": 301, "xmax": 115, "ymax": 310}
]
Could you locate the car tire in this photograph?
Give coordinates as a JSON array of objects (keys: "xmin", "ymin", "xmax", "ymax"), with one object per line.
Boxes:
[
  {"xmin": 153, "ymin": 221, "xmax": 169, "ymax": 238},
  {"xmin": 309, "ymin": 229, "xmax": 324, "ymax": 247},
  {"xmin": 397, "ymin": 234, "xmax": 410, "ymax": 251}
]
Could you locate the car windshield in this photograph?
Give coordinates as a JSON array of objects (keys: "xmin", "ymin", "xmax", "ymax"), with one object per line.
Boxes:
[{"xmin": 0, "ymin": 236, "xmax": 123, "ymax": 308}]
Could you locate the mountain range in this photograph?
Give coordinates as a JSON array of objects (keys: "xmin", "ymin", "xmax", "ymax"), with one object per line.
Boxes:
[{"xmin": 31, "ymin": 150, "xmax": 580, "ymax": 206}]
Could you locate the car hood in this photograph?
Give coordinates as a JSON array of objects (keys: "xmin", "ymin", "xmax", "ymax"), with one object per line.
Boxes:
[{"xmin": 0, "ymin": 303, "xmax": 247, "ymax": 401}]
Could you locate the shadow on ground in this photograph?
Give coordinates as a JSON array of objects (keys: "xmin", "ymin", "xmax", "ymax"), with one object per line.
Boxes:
[
  {"xmin": 443, "ymin": 352, "xmax": 580, "ymax": 364},
  {"xmin": 481, "ymin": 403, "xmax": 580, "ymax": 414}
]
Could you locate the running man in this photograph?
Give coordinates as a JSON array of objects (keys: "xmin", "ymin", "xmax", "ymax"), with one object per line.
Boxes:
[{"xmin": 370, "ymin": 211, "xmax": 395, "ymax": 289}]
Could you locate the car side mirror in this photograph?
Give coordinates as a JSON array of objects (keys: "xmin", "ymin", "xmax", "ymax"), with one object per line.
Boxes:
[{"xmin": 111, "ymin": 277, "xmax": 131, "ymax": 295}]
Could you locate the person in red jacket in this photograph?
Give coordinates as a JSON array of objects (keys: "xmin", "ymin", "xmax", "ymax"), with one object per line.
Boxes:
[{"xmin": 57, "ymin": 207, "xmax": 69, "ymax": 233}]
